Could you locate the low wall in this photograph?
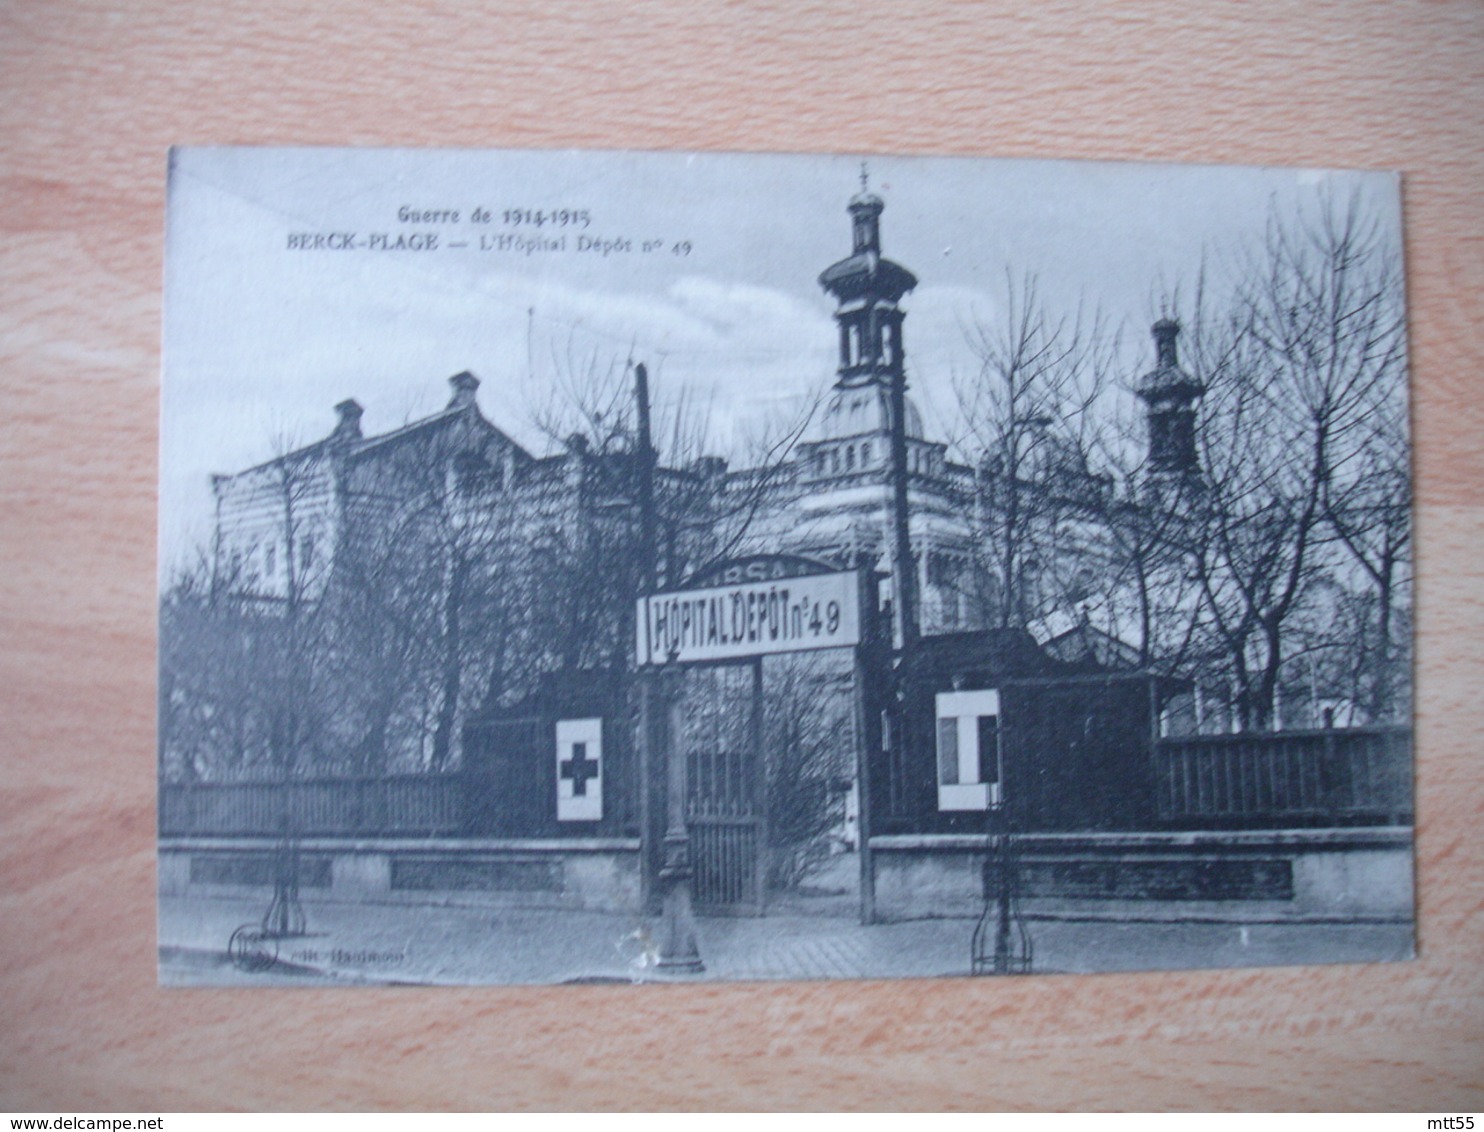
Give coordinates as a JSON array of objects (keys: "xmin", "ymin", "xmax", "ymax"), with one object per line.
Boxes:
[
  {"xmin": 159, "ymin": 837, "xmax": 643, "ymax": 913},
  {"xmin": 869, "ymin": 828, "xmax": 1414, "ymax": 923}
]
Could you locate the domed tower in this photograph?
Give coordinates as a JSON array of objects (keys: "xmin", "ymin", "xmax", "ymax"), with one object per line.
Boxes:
[
  {"xmin": 815, "ymin": 175, "xmax": 935, "ymax": 646},
  {"xmin": 1136, "ymin": 319, "xmax": 1205, "ymax": 481},
  {"xmin": 754, "ymin": 177, "xmax": 970, "ymax": 638},
  {"xmin": 807, "ymin": 177, "xmax": 940, "ymax": 480},
  {"xmin": 818, "ymin": 182, "xmax": 919, "ymax": 392}
]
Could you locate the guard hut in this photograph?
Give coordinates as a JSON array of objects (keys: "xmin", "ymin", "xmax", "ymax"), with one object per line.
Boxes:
[
  {"xmin": 869, "ymin": 629, "xmax": 1189, "ymax": 920},
  {"xmin": 459, "ymin": 668, "xmax": 643, "ymax": 912},
  {"xmin": 886, "ymin": 629, "xmax": 1178, "ymax": 834}
]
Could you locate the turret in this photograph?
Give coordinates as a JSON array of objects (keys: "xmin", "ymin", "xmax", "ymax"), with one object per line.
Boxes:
[
  {"xmin": 818, "ymin": 175, "xmax": 918, "ymax": 390},
  {"xmin": 1135, "ymin": 320, "xmax": 1205, "ymax": 479}
]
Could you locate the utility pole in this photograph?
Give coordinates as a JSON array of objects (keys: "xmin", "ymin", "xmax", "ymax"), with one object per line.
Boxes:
[
  {"xmin": 633, "ymin": 362, "xmax": 703, "ymax": 971},
  {"xmin": 635, "ymin": 361, "xmax": 662, "ymax": 915},
  {"xmin": 887, "ymin": 361, "xmax": 919, "ymax": 654},
  {"xmin": 635, "ymin": 362, "xmax": 658, "ymax": 592}
]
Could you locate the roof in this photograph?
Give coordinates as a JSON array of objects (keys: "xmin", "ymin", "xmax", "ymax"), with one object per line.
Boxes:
[
  {"xmin": 1136, "ymin": 320, "xmax": 1204, "ymax": 401},
  {"xmin": 224, "ymin": 393, "xmax": 533, "ymax": 483},
  {"xmin": 908, "ymin": 628, "xmax": 1089, "ymax": 686},
  {"xmin": 813, "ymin": 382, "xmax": 926, "ymax": 441},
  {"xmin": 1136, "ymin": 360, "xmax": 1205, "ymax": 401},
  {"xmin": 1043, "ymin": 621, "xmax": 1143, "ymax": 670},
  {"xmin": 344, "ymin": 406, "xmax": 466, "ymax": 459},
  {"xmin": 818, "ymin": 252, "xmax": 918, "ymax": 302}
]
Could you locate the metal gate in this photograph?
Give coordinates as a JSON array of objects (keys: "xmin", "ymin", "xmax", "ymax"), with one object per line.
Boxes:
[
  {"xmin": 682, "ymin": 665, "xmax": 766, "ymax": 916},
  {"xmin": 687, "ymin": 748, "xmax": 765, "ymax": 914}
]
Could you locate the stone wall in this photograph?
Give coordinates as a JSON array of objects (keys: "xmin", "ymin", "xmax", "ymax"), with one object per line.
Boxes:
[
  {"xmin": 159, "ymin": 836, "xmax": 643, "ymax": 914},
  {"xmin": 869, "ymin": 828, "xmax": 1414, "ymax": 923}
]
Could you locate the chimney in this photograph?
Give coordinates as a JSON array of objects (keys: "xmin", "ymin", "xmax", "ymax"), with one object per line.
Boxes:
[
  {"xmin": 333, "ymin": 399, "xmax": 363, "ymax": 441},
  {"xmin": 448, "ymin": 371, "xmax": 480, "ymax": 410}
]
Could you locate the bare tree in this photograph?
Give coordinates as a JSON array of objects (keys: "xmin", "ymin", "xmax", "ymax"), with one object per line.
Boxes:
[
  {"xmin": 1320, "ymin": 358, "xmax": 1411, "ymax": 721},
  {"xmin": 159, "ymin": 429, "xmax": 339, "ymax": 782},
  {"xmin": 956, "ymin": 271, "xmax": 1119, "ymax": 630},
  {"xmin": 762, "ymin": 654, "xmax": 855, "ymax": 890},
  {"xmin": 1184, "ymin": 189, "xmax": 1408, "ymax": 729},
  {"xmin": 164, "ymin": 329, "xmax": 821, "ymax": 789},
  {"xmin": 159, "ymin": 554, "xmax": 256, "ymax": 781},
  {"xmin": 529, "ymin": 343, "xmax": 816, "ymax": 590},
  {"xmin": 326, "ymin": 456, "xmax": 520, "ymax": 771},
  {"xmin": 1092, "ymin": 447, "xmax": 1209, "ymax": 673}
]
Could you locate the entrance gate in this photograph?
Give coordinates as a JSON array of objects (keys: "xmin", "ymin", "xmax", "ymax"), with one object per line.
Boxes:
[
  {"xmin": 688, "ymin": 747, "xmax": 765, "ymax": 913},
  {"xmin": 682, "ymin": 664, "xmax": 766, "ymax": 915},
  {"xmin": 637, "ymin": 555, "xmax": 881, "ymax": 931}
]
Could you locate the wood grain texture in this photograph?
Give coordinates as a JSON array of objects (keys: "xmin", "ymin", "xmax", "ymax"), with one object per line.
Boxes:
[{"xmin": 1, "ymin": 0, "xmax": 1481, "ymax": 1111}]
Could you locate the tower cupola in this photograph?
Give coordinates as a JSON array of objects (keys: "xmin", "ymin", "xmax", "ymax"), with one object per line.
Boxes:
[
  {"xmin": 818, "ymin": 170, "xmax": 918, "ymax": 390},
  {"xmin": 849, "ymin": 188, "xmax": 884, "ymax": 254},
  {"xmin": 1135, "ymin": 319, "xmax": 1206, "ymax": 479}
]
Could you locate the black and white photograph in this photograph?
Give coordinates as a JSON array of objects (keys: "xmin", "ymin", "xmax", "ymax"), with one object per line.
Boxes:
[{"xmin": 157, "ymin": 146, "xmax": 1414, "ymax": 986}]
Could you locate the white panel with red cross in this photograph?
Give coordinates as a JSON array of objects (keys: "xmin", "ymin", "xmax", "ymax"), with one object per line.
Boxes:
[{"xmin": 555, "ymin": 718, "xmax": 603, "ymax": 822}]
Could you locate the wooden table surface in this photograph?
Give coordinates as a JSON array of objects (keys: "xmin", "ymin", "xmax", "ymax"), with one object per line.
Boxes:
[{"xmin": 2, "ymin": 0, "xmax": 1481, "ymax": 1111}]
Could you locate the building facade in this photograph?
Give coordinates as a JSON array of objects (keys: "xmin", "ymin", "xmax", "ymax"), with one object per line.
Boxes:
[{"xmin": 195, "ymin": 186, "xmax": 1183, "ymax": 779}]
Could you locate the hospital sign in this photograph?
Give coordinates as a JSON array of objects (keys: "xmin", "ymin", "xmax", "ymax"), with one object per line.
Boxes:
[{"xmin": 636, "ymin": 569, "xmax": 861, "ymax": 666}]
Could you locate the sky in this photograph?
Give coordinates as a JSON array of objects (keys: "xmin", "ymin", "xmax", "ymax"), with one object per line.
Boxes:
[{"xmin": 160, "ymin": 146, "xmax": 1401, "ymax": 575}]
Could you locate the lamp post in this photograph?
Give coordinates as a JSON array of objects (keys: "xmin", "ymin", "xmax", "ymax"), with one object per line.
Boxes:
[{"xmin": 655, "ymin": 661, "xmax": 703, "ymax": 972}]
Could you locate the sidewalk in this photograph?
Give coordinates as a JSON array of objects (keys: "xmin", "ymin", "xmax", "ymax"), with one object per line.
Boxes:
[{"xmin": 158, "ymin": 888, "xmax": 1413, "ymax": 987}]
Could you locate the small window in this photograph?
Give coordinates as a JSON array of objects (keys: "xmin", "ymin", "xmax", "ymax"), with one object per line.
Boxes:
[
  {"xmin": 861, "ymin": 441, "xmax": 873, "ymax": 466},
  {"xmin": 263, "ymin": 541, "xmax": 275, "ymax": 577},
  {"xmin": 454, "ymin": 451, "xmax": 499, "ymax": 494},
  {"xmin": 845, "ymin": 445, "xmax": 855, "ymax": 471},
  {"xmin": 300, "ymin": 533, "xmax": 314, "ymax": 572},
  {"xmin": 936, "ymin": 718, "xmax": 959, "ymax": 785},
  {"xmin": 977, "ymin": 714, "xmax": 1000, "ymax": 785},
  {"xmin": 927, "ymin": 553, "xmax": 961, "ymax": 588}
]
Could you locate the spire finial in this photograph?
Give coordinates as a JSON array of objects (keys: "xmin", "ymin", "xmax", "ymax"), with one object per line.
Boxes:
[{"xmin": 860, "ymin": 161, "xmax": 869, "ymax": 193}]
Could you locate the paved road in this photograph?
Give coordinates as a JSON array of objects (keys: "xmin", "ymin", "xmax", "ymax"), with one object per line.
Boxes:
[{"xmin": 158, "ymin": 891, "xmax": 1413, "ymax": 987}]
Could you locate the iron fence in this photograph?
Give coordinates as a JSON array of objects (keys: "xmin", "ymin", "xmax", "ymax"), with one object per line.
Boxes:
[
  {"xmin": 1154, "ymin": 726, "xmax": 1411, "ymax": 825},
  {"xmin": 159, "ymin": 775, "xmax": 466, "ymax": 836}
]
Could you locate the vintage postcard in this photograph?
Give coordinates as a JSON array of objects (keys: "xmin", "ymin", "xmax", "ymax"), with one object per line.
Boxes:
[{"xmin": 158, "ymin": 147, "xmax": 1414, "ymax": 985}]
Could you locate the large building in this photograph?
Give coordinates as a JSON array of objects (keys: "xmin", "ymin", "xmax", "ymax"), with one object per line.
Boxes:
[
  {"xmin": 164, "ymin": 183, "xmax": 1414, "ymax": 942},
  {"xmin": 198, "ymin": 186, "xmax": 1178, "ymax": 775}
]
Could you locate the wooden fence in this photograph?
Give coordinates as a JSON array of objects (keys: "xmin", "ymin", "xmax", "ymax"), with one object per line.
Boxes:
[
  {"xmin": 1153, "ymin": 726, "xmax": 1412, "ymax": 826},
  {"xmin": 159, "ymin": 775, "xmax": 466, "ymax": 836}
]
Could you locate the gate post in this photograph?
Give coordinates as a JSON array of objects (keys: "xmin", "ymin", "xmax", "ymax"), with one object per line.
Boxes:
[
  {"xmin": 638, "ymin": 669, "xmax": 665, "ymax": 915},
  {"xmin": 656, "ymin": 668, "xmax": 704, "ymax": 972},
  {"xmin": 752, "ymin": 656, "xmax": 768, "ymax": 913},
  {"xmin": 854, "ymin": 568, "xmax": 880, "ymax": 925}
]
